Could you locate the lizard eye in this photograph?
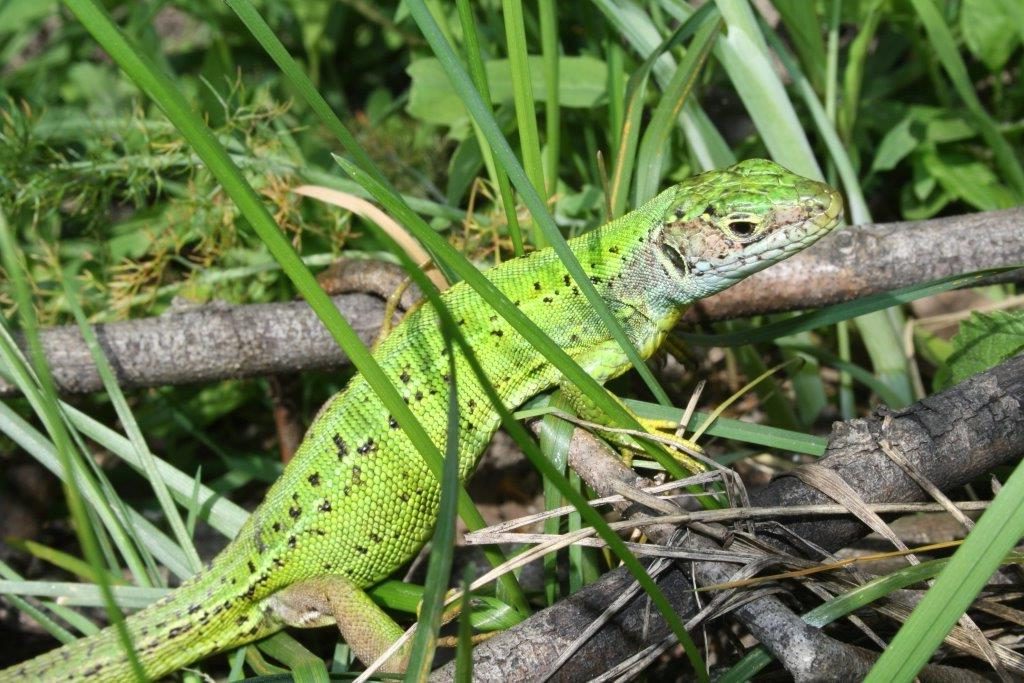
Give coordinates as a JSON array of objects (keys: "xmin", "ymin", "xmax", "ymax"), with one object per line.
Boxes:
[
  {"xmin": 723, "ymin": 213, "xmax": 762, "ymax": 241},
  {"xmin": 729, "ymin": 221, "xmax": 756, "ymax": 237}
]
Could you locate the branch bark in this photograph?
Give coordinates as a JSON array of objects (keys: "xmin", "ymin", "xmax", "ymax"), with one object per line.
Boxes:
[
  {"xmin": 432, "ymin": 353, "xmax": 1024, "ymax": 681},
  {"xmin": 2, "ymin": 209, "xmax": 1021, "ymax": 396}
]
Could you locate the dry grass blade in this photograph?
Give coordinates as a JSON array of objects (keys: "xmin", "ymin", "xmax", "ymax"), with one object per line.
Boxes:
[
  {"xmin": 879, "ymin": 418, "xmax": 974, "ymax": 531},
  {"xmin": 791, "ymin": 464, "xmax": 917, "ymax": 562},
  {"xmin": 536, "ymin": 557, "xmax": 677, "ymax": 681},
  {"xmin": 703, "ymin": 540, "xmax": 964, "ymax": 591},
  {"xmin": 875, "ymin": 590, "xmax": 1024, "ymax": 676},
  {"xmin": 293, "ymin": 184, "xmax": 448, "ymax": 291},
  {"xmin": 466, "ymin": 501, "xmax": 989, "ymax": 547},
  {"xmin": 877, "ymin": 414, "xmax": 1005, "ymax": 677}
]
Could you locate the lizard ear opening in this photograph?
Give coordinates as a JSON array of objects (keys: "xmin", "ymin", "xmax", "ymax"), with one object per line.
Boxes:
[{"xmin": 661, "ymin": 242, "xmax": 688, "ymax": 274}]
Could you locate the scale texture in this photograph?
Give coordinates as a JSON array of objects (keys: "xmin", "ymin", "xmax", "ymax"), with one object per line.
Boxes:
[{"xmin": 1, "ymin": 159, "xmax": 842, "ymax": 681}]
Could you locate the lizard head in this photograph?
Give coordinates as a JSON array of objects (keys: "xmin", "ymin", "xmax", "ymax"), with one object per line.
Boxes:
[{"xmin": 656, "ymin": 158, "xmax": 843, "ymax": 301}]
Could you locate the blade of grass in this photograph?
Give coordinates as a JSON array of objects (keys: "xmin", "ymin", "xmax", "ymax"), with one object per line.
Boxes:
[
  {"xmin": 0, "ymin": 563, "xmax": 108, "ymax": 640},
  {"xmin": 706, "ymin": 0, "xmax": 845, "ymax": 415},
  {"xmin": 343, "ymin": 157, "xmax": 709, "ymax": 680},
  {"xmin": 605, "ymin": 38, "xmax": 625, "ymax": 166},
  {"xmin": 338, "ymin": 154, "xmax": 699, "ymax": 489},
  {"xmin": 723, "ymin": 552, "xmax": 1024, "ymax": 681},
  {"xmin": 6, "ymin": 539, "xmax": 125, "ymax": 586},
  {"xmin": 0, "ymin": 401, "xmax": 196, "ymax": 580},
  {"xmin": 839, "ymin": 0, "xmax": 884, "ymax": 143},
  {"xmin": 404, "ymin": 341, "xmax": 461, "ymax": 680},
  {"xmin": 520, "ymin": 398, "xmax": 828, "ymax": 456},
  {"xmin": 63, "ymin": 403, "xmax": 250, "ymax": 534},
  {"xmin": 0, "ymin": 335, "xmax": 158, "ymax": 584},
  {"xmin": 763, "ymin": 5, "xmax": 855, "ymax": 419},
  {"xmin": 3, "ymin": 397, "xmax": 457, "ymax": 632},
  {"xmin": 711, "ymin": 0, "xmax": 819, "ymax": 177},
  {"xmin": 61, "ymin": 275, "xmax": 201, "ymax": 572},
  {"xmin": 633, "ymin": 14, "xmax": 720, "ymax": 205},
  {"xmin": 223, "ymin": 0, "xmax": 461, "ymax": 281},
  {"xmin": 0, "ymin": 209, "xmax": 145, "ymax": 680},
  {"xmin": 368, "ymin": 580, "xmax": 518, "ymax": 629},
  {"xmin": 538, "ymin": 399, "xmax": 602, "ymax": 596},
  {"xmin": 539, "ymin": 392, "xmax": 575, "ymax": 605},
  {"xmin": 608, "ymin": 7, "xmax": 715, "ymax": 217},
  {"xmin": 758, "ymin": 11, "xmax": 913, "ymax": 407},
  {"xmin": 681, "ymin": 407, "xmax": 826, "ymax": 456},
  {"xmin": 404, "ymin": 0, "xmax": 682, "ymax": 417},
  {"xmin": 909, "ymin": 0, "xmax": 1024, "ymax": 198},
  {"xmin": 334, "ymin": 192, "xmax": 546, "ymax": 622},
  {"xmin": 594, "ymin": 0, "xmax": 733, "ymax": 171},
  {"xmin": 865, "ymin": 460, "xmax": 1024, "ymax": 681},
  {"xmin": 502, "ymin": 0, "xmax": 547, "ymax": 226},
  {"xmin": 454, "ymin": 0, "xmax": 524, "ymax": 256},
  {"xmin": 454, "ymin": 569, "xmax": 475, "ymax": 682},
  {"xmin": 254, "ymin": 634, "xmax": 329, "ymax": 683},
  {"xmin": 538, "ymin": 0, "xmax": 560, "ymax": 197},
  {"xmin": 62, "ymin": 0, "xmax": 532, "ymax": 620},
  {"xmin": 771, "ymin": 0, "xmax": 826, "ymax": 92},
  {"xmin": 774, "ymin": 342, "xmax": 909, "ymax": 408}
]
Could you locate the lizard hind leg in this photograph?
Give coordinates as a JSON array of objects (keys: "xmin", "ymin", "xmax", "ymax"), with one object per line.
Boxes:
[{"xmin": 266, "ymin": 575, "xmax": 409, "ymax": 673}]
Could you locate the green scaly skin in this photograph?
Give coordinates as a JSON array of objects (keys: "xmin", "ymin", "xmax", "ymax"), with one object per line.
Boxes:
[{"xmin": 1, "ymin": 159, "xmax": 842, "ymax": 681}]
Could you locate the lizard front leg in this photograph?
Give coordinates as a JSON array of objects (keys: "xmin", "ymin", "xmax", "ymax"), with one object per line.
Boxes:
[{"xmin": 557, "ymin": 380, "xmax": 706, "ymax": 474}]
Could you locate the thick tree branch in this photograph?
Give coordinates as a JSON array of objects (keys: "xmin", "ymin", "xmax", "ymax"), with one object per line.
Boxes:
[
  {"xmin": 433, "ymin": 354, "xmax": 1024, "ymax": 681},
  {"xmin": 1, "ymin": 209, "xmax": 1021, "ymax": 396},
  {"xmin": 0, "ymin": 293, "xmax": 389, "ymax": 396}
]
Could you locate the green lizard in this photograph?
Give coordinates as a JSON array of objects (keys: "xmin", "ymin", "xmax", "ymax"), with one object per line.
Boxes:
[{"xmin": 0, "ymin": 159, "xmax": 842, "ymax": 681}]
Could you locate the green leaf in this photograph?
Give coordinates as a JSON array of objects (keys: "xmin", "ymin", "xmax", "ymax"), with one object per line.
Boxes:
[
  {"xmin": 901, "ymin": 156, "xmax": 951, "ymax": 220},
  {"xmin": 910, "ymin": 0, "xmax": 1024, "ymax": 198},
  {"xmin": 254, "ymin": 632, "xmax": 330, "ymax": 682},
  {"xmin": 676, "ymin": 268, "xmax": 1021, "ymax": 349},
  {"xmin": 922, "ymin": 149, "xmax": 1018, "ymax": 212},
  {"xmin": 871, "ymin": 112, "xmax": 917, "ymax": 172},
  {"xmin": 771, "ymin": 0, "xmax": 826, "ymax": 91},
  {"xmin": 368, "ymin": 580, "xmax": 521, "ymax": 630},
  {"xmin": 633, "ymin": 11, "xmax": 720, "ymax": 203},
  {"xmin": 871, "ymin": 107, "xmax": 976, "ymax": 173},
  {"xmin": 942, "ymin": 311, "xmax": 1024, "ymax": 387},
  {"xmin": 922, "ymin": 111, "xmax": 977, "ymax": 144},
  {"xmin": 0, "ymin": 0, "xmax": 60, "ymax": 32},
  {"xmin": 407, "ymin": 56, "xmax": 607, "ymax": 132},
  {"xmin": 960, "ymin": 0, "xmax": 1021, "ymax": 71}
]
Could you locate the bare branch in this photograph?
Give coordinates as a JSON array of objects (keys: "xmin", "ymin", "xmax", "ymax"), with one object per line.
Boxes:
[{"xmin": 1, "ymin": 209, "xmax": 1020, "ymax": 396}]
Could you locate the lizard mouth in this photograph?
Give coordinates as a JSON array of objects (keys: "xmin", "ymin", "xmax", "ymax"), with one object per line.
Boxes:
[
  {"xmin": 772, "ymin": 182, "xmax": 844, "ymax": 255},
  {"xmin": 795, "ymin": 184, "xmax": 844, "ymax": 246},
  {"xmin": 818, "ymin": 185, "xmax": 844, "ymax": 230}
]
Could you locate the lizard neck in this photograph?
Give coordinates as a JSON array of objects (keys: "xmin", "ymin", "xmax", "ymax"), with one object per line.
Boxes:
[{"xmin": 573, "ymin": 187, "xmax": 693, "ymax": 344}]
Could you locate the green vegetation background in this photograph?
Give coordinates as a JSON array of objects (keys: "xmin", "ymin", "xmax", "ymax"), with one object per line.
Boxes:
[{"xmin": 0, "ymin": 0, "xmax": 1022, "ymax": 679}]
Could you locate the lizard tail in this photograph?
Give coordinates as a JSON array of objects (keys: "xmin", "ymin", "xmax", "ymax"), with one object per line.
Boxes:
[{"xmin": 0, "ymin": 559, "xmax": 279, "ymax": 682}]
